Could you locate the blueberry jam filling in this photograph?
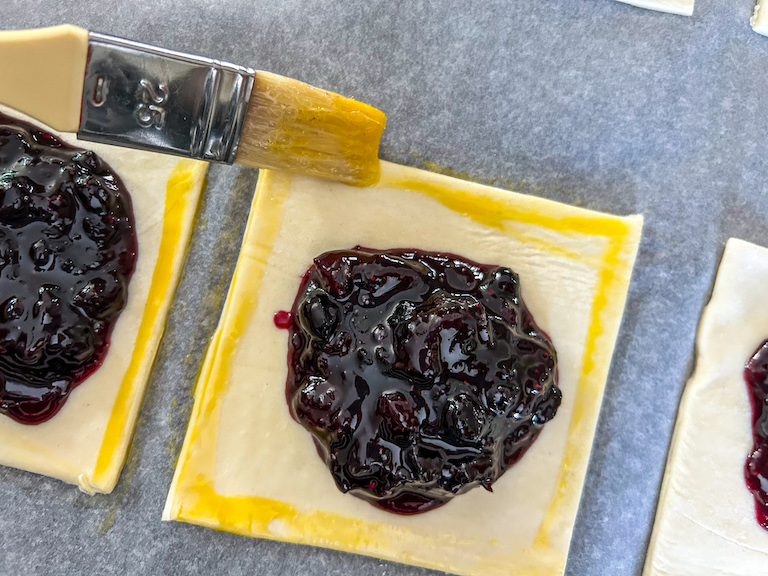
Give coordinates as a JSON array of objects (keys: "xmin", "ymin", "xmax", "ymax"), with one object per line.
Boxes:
[
  {"xmin": 744, "ymin": 340, "xmax": 768, "ymax": 529},
  {"xmin": 280, "ymin": 247, "xmax": 560, "ymax": 514},
  {"xmin": 0, "ymin": 113, "xmax": 137, "ymax": 424}
]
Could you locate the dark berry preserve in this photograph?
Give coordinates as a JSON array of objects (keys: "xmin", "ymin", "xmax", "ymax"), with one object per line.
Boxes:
[
  {"xmin": 280, "ymin": 247, "xmax": 560, "ymax": 514},
  {"xmin": 744, "ymin": 341, "xmax": 768, "ymax": 530},
  {"xmin": 0, "ymin": 112, "xmax": 138, "ymax": 424}
]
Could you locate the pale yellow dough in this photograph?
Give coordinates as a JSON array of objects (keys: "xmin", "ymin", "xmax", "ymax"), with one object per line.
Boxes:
[
  {"xmin": 164, "ymin": 163, "xmax": 643, "ymax": 576},
  {"xmin": 644, "ymin": 238, "xmax": 768, "ymax": 576},
  {"xmin": 616, "ymin": 0, "xmax": 694, "ymax": 17},
  {"xmin": 0, "ymin": 104, "xmax": 207, "ymax": 494},
  {"xmin": 752, "ymin": 0, "xmax": 768, "ymax": 36}
]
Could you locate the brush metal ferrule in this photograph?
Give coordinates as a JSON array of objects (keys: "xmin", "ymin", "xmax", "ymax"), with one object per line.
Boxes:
[{"xmin": 78, "ymin": 32, "xmax": 254, "ymax": 164}]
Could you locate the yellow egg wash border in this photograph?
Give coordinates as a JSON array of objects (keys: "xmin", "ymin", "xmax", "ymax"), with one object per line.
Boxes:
[
  {"xmin": 89, "ymin": 160, "xmax": 204, "ymax": 493},
  {"xmin": 166, "ymin": 164, "xmax": 642, "ymax": 576}
]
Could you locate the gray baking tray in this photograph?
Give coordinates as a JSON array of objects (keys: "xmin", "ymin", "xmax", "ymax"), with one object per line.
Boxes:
[{"xmin": 1, "ymin": 1, "xmax": 763, "ymax": 574}]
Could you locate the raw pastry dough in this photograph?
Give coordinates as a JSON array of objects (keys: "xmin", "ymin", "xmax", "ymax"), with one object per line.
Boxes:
[
  {"xmin": 616, "ymin": 0, "xmax": 694, "ymax": 17},
  {"xmin": 752, "ymin": 1, "xmax": 768, "ymax": 36},
  {"xmin": 644, "ymin": 238, "xmax": 768, "ymax": 576},
  {"xmin": 164, "ymin": 163, "xmax": 643, "ymax": 576},
  {"xmin": 0, "ymin": 104, "xmax": 207, "ymax": 494}
]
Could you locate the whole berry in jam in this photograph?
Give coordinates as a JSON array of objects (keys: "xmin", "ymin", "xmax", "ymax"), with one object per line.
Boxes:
[
  {"xmin": 0, "ymin": 113, "xmax": 138, "ymax": 424},
  {"xmin": 282, "ymin": 247, "xmax": 560, "ymax": 514}
]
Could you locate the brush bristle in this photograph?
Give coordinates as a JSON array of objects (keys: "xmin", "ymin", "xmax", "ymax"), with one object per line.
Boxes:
[{"xmin": 234, "ymin": 71, "xmax": 386, "ymax": 187}]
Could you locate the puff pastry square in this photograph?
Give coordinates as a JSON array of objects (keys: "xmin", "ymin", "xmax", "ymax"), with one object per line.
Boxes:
[
  {"xmin": 752, "ymin": 0, "xmax": 768, "ymax": 36},
  {"xmin": 616, "ymin": 0, "xmax": 694, "ymax": 17},
  {"xmin": 644, "ymin": 238, "xmax": 768, "ymax": 576},
  {"xmin": 164, "ymin": 162, "xmax": 642, "ymax": 576},
  {"xmin": 0, "ymin": 105, "xmax": 207, "ymax": 495}
]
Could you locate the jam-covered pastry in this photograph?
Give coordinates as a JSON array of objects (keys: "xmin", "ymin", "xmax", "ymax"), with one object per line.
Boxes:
[{"xmin": 0, "ymin": 113, "xmax": 137, "ymax": 424}]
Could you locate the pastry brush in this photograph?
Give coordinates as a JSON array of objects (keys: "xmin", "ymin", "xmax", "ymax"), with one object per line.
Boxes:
[{"xmin": 0, "ymin": 25, "xmax": 386, "ymax": 186}]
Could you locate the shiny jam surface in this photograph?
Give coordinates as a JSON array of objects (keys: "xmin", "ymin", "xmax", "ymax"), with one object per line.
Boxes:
[
  {"xmin": 744, "ymin": 340, "xmax": 768, "ymax": 529},
  {"xmin": 273, "ymin": 310, "xmax": 292, "ymax": 330},
  {"xmin": 0, "ymin": 113, "xmax": 138, "ymax": 424},
  {"xmin": 281, "ymin": 247, "xmax": 560, "ymax": 514}
]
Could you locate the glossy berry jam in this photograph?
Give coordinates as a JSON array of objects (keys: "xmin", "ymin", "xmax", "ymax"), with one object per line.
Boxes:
[
  {"xmin": 744, "ymin": 341, "xmax": 768, "ymax": 529},
  {"xmin": 273, "ymin": 310, "xmax": 292, "ymax": 330},
  {"xmin": 281, "ymin": 247, "xmax": 560, "ymax": 514},
  {"xmin": 0, "ymin": 113, "xmax": 137, "ymax": 424}
]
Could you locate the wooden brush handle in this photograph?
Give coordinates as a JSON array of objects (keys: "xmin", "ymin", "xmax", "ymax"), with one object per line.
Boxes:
[{"xmin": 0, "ymin": 25, "xmax": 88, "ymax": 131}]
